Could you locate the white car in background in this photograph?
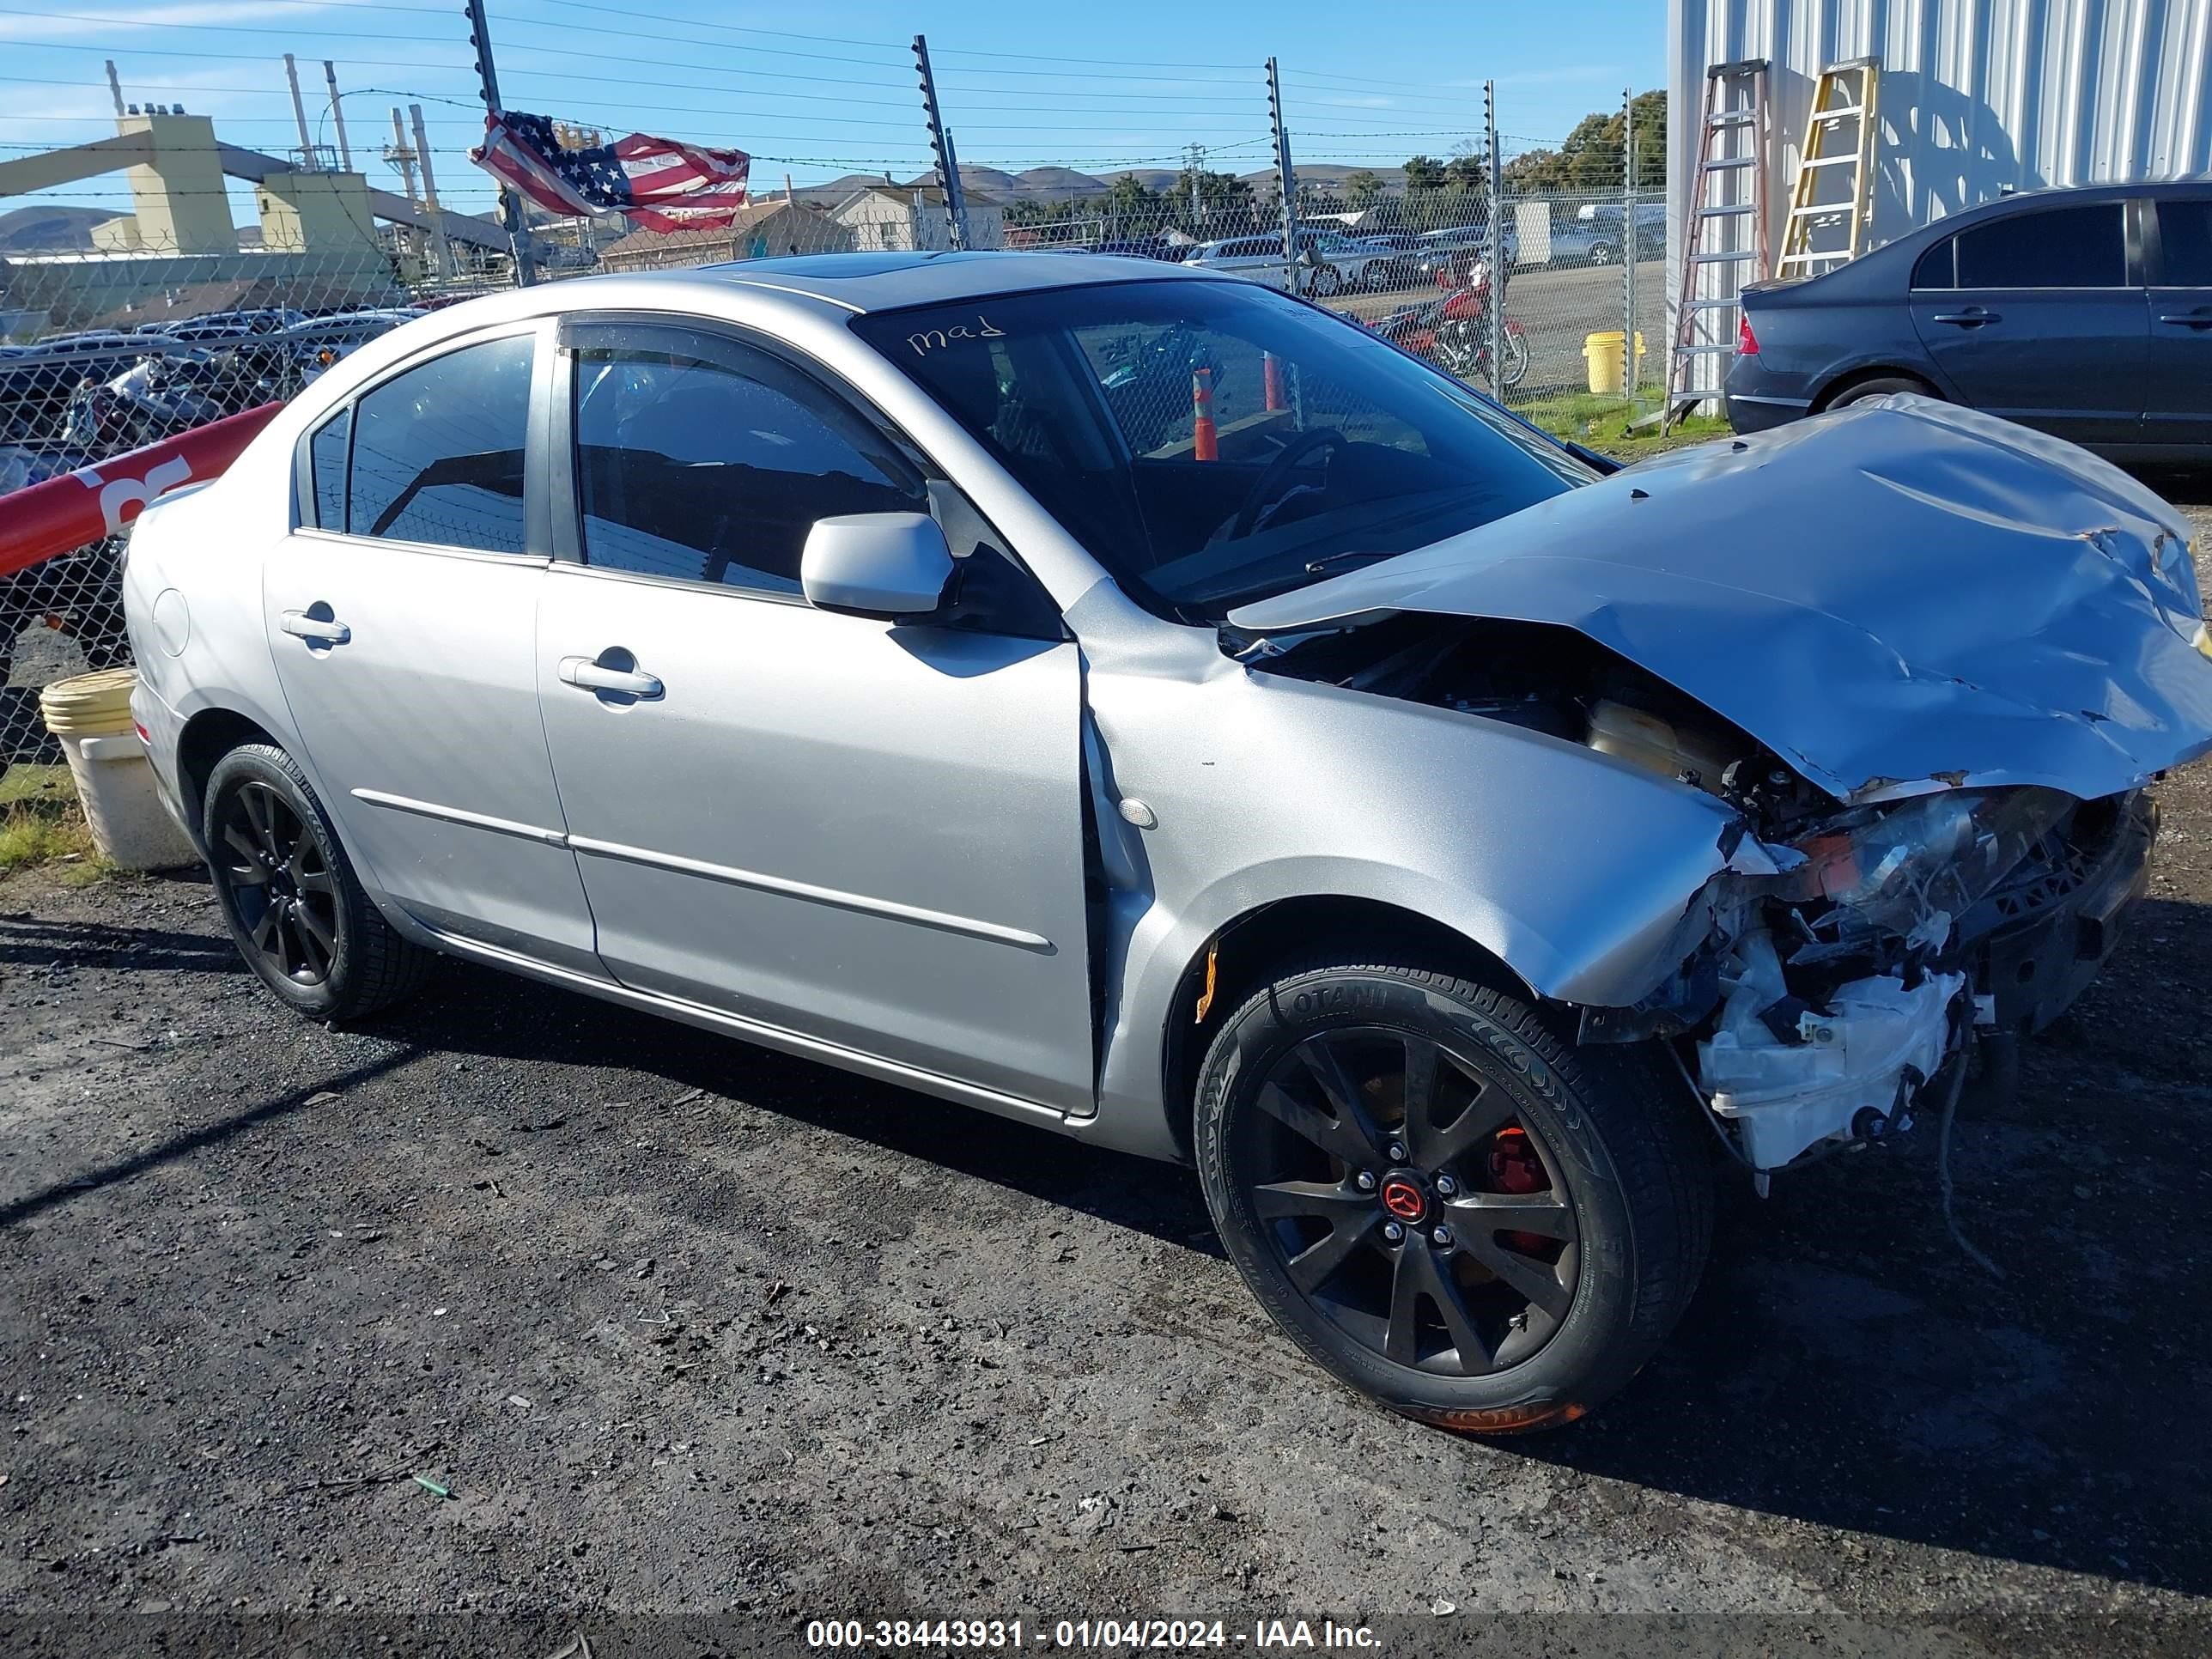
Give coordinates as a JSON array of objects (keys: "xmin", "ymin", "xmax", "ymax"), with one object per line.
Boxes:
[{"xmin": 1182, "ymin": 234, "xmax": 1350, "ymax": 297}]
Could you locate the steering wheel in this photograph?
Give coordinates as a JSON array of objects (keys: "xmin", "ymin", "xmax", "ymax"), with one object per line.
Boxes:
[{"xmin": 1231, "ymin": 428, "xmax": 1349, "ymax": 540}]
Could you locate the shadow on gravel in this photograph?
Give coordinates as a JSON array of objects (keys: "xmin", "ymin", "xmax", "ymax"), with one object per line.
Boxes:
[
  {"xmin": 0, "ymin": 1048, "xmax": 417, "ymax": 1231},
  {"xmin": 0, "ymin": 910, "xmax": 239, "ymax": 975},
  {"xmin": 356, "ymin": 957, "xmax": 1218, "ymax": 1256}
]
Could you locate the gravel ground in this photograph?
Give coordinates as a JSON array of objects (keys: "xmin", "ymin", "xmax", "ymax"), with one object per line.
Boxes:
[{"xmin": 1, "ymin": 495, "xmax": 2208, "ymax": 1658}]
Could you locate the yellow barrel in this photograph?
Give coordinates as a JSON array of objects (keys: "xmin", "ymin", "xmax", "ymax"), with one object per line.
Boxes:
[
  {"xmin": 1582, "ymin": 330, "xmax": 1647, "ymax": 396},
  {"xmin": 38, "ymin": 668, "xmax": 197, "ymax": 870},
  {"xmin": 37, "ymin": 666, "xmax": 137, "ymax": 738}
]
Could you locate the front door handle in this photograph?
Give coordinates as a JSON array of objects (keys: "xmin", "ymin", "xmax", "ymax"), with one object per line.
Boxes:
[
  {"xmin": 279, "ymin": 609, "xmax": 350, "ymax": 645},
  {"xmin": 1929, "ymin": 309, "xmax": 2000, "ymax": 327},
  {"xmin": 2157, "ymin": 310, "xmax": 2212, "ymax": 329},
  {"xmin": 558, "ymin": 654, "xmax": 663, "ymax": 700}
]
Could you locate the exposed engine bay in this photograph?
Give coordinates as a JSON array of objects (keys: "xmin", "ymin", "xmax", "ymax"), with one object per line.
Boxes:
[{"xmin": 1238, "ymin": 614, "xmax": 2157, "ymax": 1172}]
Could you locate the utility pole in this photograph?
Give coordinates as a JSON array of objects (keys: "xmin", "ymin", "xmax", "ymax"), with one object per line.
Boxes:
[
  {"xmin": 1621, "ymin": 86, "xmax": 1638, "ymax": 399},
  {"xmin": 911, "ymin": 34, "xmax": 969, "ymax": 251},
  {"xmin": 1266, "ymin": 58, "xmax": 1298, "ymax": 295},
  {"xmin": 464, "ymin": 0, "xmax": 536, "ymax": 285},
  {"xmin": 1183, "ymin": 141, "xmax": 1206, "ymax": 236},
  {"xmin": 283, "ymin": 53, "xmax": 315, "ymax": 167},
  {"xmin": 104, "ymin": 60, "xmax": 125, "ymax": 124},
  {"xmin": 325, "ymin": 60, "xmax": 353, "ymax": 172},
  {"xmin": 411, "ymin": 104, "xmax": 454, "ymax": 279},
  {"xmin": 1483, "ymin": 78, "xmax": 1504, "ymax": 399}
]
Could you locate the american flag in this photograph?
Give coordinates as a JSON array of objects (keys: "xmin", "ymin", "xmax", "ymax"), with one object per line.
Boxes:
[{"xmin": 471, "ymin": 112, "xmax": 751, "ymax": 233}]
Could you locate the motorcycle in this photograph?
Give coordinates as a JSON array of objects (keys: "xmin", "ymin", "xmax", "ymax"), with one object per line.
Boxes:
[{"xmin": 1371, "ymin": 259, "xmax": 1528, "ymax": 391}]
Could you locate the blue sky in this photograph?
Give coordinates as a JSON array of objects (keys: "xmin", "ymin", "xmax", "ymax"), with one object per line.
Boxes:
[{"xmin": 0, "ymin": 0, "xmax": 1666, "ymax": 222}]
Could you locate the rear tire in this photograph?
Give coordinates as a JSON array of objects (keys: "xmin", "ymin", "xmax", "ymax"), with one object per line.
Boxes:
[
  {"xmin": 203, "ymin": 743, "xmax": 430, "ymax": 1021},
  {"xmin": 1194, "ymin": 957, "xmax": 1712, "ymax": 1432},
  {"xmin": 1826, "ymin": 374, "xmax": 1936, "ymax": 411}
]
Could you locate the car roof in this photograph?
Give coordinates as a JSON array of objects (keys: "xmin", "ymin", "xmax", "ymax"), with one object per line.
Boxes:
[
  {"xmin": 1749, "ymin": 177, "xmax": 2212, "ymax": 304},
  {"xmin": 673, "ymin": 249, "xmax": 1237, "ymax": 313}
]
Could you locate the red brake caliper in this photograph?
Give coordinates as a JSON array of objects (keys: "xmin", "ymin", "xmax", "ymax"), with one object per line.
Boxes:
[{"xmin": 1486, "ymin": 1126, "xmax": 1551, "ymax": 1255}]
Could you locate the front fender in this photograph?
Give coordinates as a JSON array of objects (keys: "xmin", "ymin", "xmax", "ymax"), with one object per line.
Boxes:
[{"xmin": 1085, "ymin": 659, "xmax": 1749, "ymax": 1149}]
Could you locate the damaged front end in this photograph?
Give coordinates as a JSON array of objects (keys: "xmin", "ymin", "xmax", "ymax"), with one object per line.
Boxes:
[
  {"xmin": 1686, "ymin": 784, "xmax": 2153, "ymax": 1170},
  {"xmin": 1232, "ymin": 617, "xmax": 2166, "ymax": 1176},
  {"xmin": 1225, "ymin": 400, "xmax": 2210, "ymax": 1174}
]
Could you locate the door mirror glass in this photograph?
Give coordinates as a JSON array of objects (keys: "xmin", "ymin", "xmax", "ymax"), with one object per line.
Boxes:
[{"xmin": 800, "ymin": 512, "xmax": 955, "ymax": 619}]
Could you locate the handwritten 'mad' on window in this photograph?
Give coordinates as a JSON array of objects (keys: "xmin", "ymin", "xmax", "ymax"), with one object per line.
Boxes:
[{"xmin": 907, "ymin": 317, "xmax": 1006, "ymax": 356}]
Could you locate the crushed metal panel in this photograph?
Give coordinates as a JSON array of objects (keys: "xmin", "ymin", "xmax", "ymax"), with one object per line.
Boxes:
[{"xmin": 1230, "ymin": 400, "xmax": 2212, "ymax": 805}]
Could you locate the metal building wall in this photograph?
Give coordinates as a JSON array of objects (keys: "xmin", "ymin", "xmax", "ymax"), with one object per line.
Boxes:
[{"xmin": 1665, "ymin": 0, "xmax": 2212, "ymax": 396}]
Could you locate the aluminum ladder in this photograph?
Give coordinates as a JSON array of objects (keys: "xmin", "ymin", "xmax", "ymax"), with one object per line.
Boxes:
[
  {"xmin": 1664, "ymin": 58, "xmax": 1771, "ymax": 430},
  {"xmin": 1777, "ymin": 57, "xmax": 1881, "ymax": 278}
]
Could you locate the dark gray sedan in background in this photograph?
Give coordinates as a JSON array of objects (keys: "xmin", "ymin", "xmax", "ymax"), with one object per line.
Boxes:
[{"xmin": 1726, "ymin": 181, "xmax": 2212, "ymax": 459}]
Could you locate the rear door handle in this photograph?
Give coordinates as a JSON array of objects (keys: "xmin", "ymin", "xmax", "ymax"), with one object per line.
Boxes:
[
  {"xmin": 2157, "ymin": 311, "xmax": 2212, "ymax": 329},
  {"xmin": 558, "ymin": 655, "xmax": 663, "ymax": 699},
  {"xmin": 1929, "ymin": 310, "xmax": 2000, "ymax": 327},
  {"xmin": 279, "ymin": 609, "xmax": 350, "ymax": 645}
]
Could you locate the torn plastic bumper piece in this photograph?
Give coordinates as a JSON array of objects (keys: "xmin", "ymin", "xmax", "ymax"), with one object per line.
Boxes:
[{"xmin": 1697, "ymin": 933, "xmax": 1966, "ymax": 1169}]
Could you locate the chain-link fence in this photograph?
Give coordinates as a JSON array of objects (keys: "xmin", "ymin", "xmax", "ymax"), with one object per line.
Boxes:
[{"xmin": 0, "ymin": 229, "xmax": 435, "ymax": 777}]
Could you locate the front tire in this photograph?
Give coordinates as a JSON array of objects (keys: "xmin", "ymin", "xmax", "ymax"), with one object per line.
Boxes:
[
  {"xmin": 203, "ymin": 743, "xmax": 430, "ymax": 1021},
  {"xmin": 1194, "ymin": 958, "xmax": 1711, "ymax": 1432}
]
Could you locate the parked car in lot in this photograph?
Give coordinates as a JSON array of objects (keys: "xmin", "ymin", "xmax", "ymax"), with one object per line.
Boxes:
[
  {"xmin": 135, "ymin": 307, "xmax": 308, "ymax": 343},
  {"xmin": 123, "ymin": 251, "xmax": 2212, "ymax": 1431},
  {"xmin": 1548, "ymin": 200, "xmax": 1664, "ymax": 267},
  {"xmin": 1727, "ymin": 181, "xmax": 2212, "ymax": 459},
  {"xmin": 1182, "ymin": 233, "xmax": 1349, "ymax": 296}
]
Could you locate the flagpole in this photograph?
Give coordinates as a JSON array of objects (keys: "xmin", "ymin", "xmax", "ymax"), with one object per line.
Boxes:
[{"xmin": 464, "ymin": 0, "xmax": 537, "ymax": 286}]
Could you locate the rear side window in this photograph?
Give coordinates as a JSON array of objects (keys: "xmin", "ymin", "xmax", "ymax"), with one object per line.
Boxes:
[
  {"xmin": 347, "ymin": 333, "xmax": 534, "ymax": 552},
  {"xmin": 569, "ymin": 330, "xmax": 923, "ymax": 595},
  {"xmin": 1953, "ymin": 204, "xmax": 2127, "ymax": 288},
  {"xmin": 2159, "ymin": 199, "xmax": 2212, "ymax": 286},
  {"xmin": 308, "ymin": 406, "xmax": 350, "ymax": 529}
]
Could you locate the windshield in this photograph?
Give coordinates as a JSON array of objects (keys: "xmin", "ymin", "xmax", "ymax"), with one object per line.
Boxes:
[{"xmin": 850, "ymin": 280, "xmax": 1591, "ymax": 618}]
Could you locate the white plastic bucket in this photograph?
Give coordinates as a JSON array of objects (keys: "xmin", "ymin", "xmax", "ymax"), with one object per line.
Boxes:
[{"xmin": 38, "ymin": 668, "xmax": 198, "ymax": 872}]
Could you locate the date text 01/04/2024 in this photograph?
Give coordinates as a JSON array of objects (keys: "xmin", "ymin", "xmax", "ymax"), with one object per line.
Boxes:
[{"xmin": 804, "ymin": 1620, "xmax": 1382, "ymax": 1650}]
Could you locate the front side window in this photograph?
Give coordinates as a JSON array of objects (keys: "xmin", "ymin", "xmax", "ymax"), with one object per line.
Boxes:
[
  {"xmin": 570, "ymin": 330, "xmax": 924, "ymax": 595},
  {"xmin": 2158, "ymin": 199, "xmax": 2212, "ymax": 286},
  {"xmin": 1954, "ymin": 204, "xmax": 2127, "ymax": 289},
  {"xmin": 853, "ymin": 280, "xmax": 1589, "ymax": 619},
  {"xmin": 346, "ymin": 332, "xmax": 533, "ymax": 551}
]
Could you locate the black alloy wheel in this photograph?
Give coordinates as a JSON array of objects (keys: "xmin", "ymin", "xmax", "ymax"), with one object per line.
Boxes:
[
  {"xmin": 202, "ymin": 743, "xmax": 430, "ymax": 1019},
  {"xmin": 1237, "ymin": 1025, "xmax": 1579, "ymax": 1376},
  {"xmin": 1196, "ymin": 959, "xmax": 1711, "ymax": 1432},
  {"xmin": 215, "ymin": 779, "xmax": 339, "ymax": 986}
]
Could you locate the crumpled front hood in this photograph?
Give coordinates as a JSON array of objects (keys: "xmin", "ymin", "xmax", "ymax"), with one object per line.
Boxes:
[{"xmin": 1231, "ymin": 398, "xmax": 2212, "ymax": 804}]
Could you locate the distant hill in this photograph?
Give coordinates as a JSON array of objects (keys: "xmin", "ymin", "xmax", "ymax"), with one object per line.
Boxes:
[
  {"xmin": 0, "ymin": 204, "xmax": 126, "ymax": 252},
  {"xmin": 1011, "ymin": 167, "xmax": 1109, "ymax": 200},
  {"xmin": 793, "ymin": 161, "xmax": 1417, "ymax": 210}
]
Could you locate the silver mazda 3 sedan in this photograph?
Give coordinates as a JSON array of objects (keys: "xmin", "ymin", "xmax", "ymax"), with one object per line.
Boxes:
[{"xmin": 122, "ymin": 252, "xmax": 2212, "ymax": 1431}]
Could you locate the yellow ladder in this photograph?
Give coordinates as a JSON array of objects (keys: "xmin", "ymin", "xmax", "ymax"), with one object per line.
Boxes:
[{"xmin": 1778, "ymin": 58, "xmax": 1881, "ymax": 278}]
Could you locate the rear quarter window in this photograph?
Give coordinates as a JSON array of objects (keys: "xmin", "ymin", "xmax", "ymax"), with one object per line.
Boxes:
[{"xmin": 1911, "ymin": 238, "xmax": 1956, "ymax": 289}]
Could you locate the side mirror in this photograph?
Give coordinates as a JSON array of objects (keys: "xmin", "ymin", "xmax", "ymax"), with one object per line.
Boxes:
[{"xmin": 799, "ymin": 512, "xmax": 956, "ymax": 620}]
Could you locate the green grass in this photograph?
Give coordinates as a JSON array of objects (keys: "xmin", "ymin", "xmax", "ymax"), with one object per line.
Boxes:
[
  {"xmin": 1521, "ymin": 391, "xmax": 1734, "ymax": 463},
  {"xmin": 0, "ymin": 766, "xmax": 111, "ymax": 885}
]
